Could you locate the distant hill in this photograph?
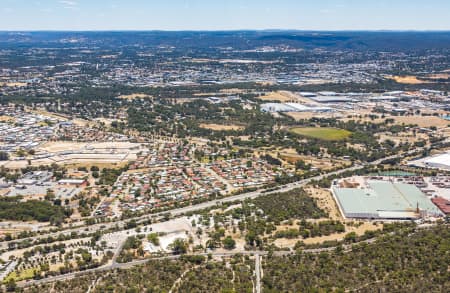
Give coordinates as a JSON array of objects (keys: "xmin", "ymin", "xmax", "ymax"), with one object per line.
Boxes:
[{"xmin": 0, "ymin": 31, "xmax": 449, "ymax": 51}]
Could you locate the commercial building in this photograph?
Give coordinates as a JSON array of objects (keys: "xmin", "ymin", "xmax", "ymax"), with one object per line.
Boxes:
[
  {"xmin": 260, "ymin": 103, "xmax": 333, "ymax": 113},
  {"xmin": 423, "ymin": 153, "xmax": 450, "ymax": 170},
  {"xmin": 58, "ymin": 179, "xmax": 87, "ymax": 187},
  {"xmin": 332, "ymin": 178, "xmax": 443, "ymax": 220},
  {"xmin": 309, "ymin": 96, "xmax": 356, "ymax": 103}
]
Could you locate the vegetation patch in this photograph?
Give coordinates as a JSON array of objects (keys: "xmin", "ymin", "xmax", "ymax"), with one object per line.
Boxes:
[
  {"xmin": 251, "ymin": 188, "xmax": 326, "ymax": 222},
  {"xmin": 0, "ymin": 197, "xmax": 71, "ymax": 223},
  {"xmin": 263, "ymin": 225, "xmax": 450, "ymax": 292},
  {"xmin": 290, "ymin": 127, "xmax": 352, "ymax": 141},
  {"xmin": 3, "ymin": 268, "xmax": 38, "ymax": 283}
]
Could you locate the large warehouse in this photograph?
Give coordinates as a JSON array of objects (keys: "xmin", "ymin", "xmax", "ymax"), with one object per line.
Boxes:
[
  {"xmin": 332, "ymin": 179, "xmax": 442, "ymax": 220},
  {"xmin": 423, "ymin": 153, "xmax": 450, "ymax": 170},
  {"xmin": 260, "ymin": 102, "xmax": 333, "ymax": 113}
]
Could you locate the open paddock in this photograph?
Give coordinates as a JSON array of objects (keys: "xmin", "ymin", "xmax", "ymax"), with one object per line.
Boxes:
[{"xmin": 290, "ymin": 127, "xmax": 352, "ymax": 141}]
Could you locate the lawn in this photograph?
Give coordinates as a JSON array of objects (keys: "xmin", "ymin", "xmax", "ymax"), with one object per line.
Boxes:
[
  {"xmin": 3, "ymin": 268, "xmax": 38, "ymax": 283},
  {"xmin": 290, "ymin": 127, "xmax": 351, "ymax": 141}
]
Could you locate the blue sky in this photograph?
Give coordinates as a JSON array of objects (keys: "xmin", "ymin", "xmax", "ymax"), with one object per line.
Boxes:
[{"xmin": 1, "ymin": 0, "xmax": 449, "ymax": 31}]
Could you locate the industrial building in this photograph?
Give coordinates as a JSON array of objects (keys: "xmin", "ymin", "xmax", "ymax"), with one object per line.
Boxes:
[
  {"xmin": 260, "ymin": 103, "xmax": 333, "ymax": 113},
  {"xmin": 309, "ymin": 96, "xmax": 356, "ymax": 103},
  {"xmin": 423, "ymin": 153, "xmax": 450, "ymax": 170},
  {"xmin": 332, "ymin": 178, "xmax": 443, "ymax": 220}
]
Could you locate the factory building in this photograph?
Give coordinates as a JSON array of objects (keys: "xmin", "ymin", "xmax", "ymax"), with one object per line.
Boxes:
[
  {"xmin": 423, "ymin": 153, "xmax": 450, "ymax": 170},
  {"xmin": 332, "ymin": 178, "xmax": 442, "ymax": 220}
]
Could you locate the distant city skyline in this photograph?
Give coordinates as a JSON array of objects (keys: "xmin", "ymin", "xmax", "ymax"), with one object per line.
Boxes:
[{"xmin": 1, "ymin": 0, "xmax": 450, "ymax": 31}]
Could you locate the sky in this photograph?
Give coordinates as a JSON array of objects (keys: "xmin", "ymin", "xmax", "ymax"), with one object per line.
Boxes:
[{"xmin": 0, "ymin": 0, "xmax": 449, "ymax": 31}]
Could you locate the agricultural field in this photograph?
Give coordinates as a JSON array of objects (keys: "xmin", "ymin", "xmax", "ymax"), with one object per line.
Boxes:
[{"xmin": 290, "ymin": 127, "xmax": 352, "ymax": 141}]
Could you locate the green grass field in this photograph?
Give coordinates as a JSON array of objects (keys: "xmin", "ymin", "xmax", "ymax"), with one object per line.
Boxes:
[
  {"xmin": 3, "ymin": 268, "xmax": 38, "ymax": 283},
  {"xmin": 290, "ymin": 127, "xmax": 352, "ymax": 141}
]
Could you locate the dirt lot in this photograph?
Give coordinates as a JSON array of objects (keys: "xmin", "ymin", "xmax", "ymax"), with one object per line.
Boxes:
[
  {"xmin": 219, "ymin": 88, "xmax": 247, "ymax": 95},
  {"xmin": 305, "ymin": 186, "xmax": 342, "ymax": 220},
  {"xmin": 273, "ymin": 222, "xmax": 382, "ymax": 248},
  {"xmin": 286, "ymin": 112, "xmax": 337, "ymax": 121},
  {"xmin": 387, "ymin": 115, "xmax": 449, "ymax": 128},
  {"xmin": 427, "ymin": 73, "xmax": 450, "ymax": 80},
  {"xmin": 0, "ymin": 82, "xmax": 27, "ymax": 87},
  {"xmin": 277, "ymin": 148, "xmax": 350, "ymax": 170},
  {"xmin": 199, "ymin": 123, "xmax": 245, "ymax": 131},
  {"xmin": 257, "ymin": 91, "xmax": 297, "ymax": 102},
  {"xmin": 341, "ymin": 114, "xmax": 449, "ymax": 129},
  {"xmin": 118, "ymin": 93, "xmax": 153, "ymax": 100},
  {"xmin": 377, "ymin": 131, "xmax": 430, "ymax": 145},
  {"xmin": 0, "ymin": 115, "xmax": 15, "ymax": 123},
  {"xmin": 389, "ymin": 75, "xmax": 431, "ymax": 84},
  {"xmin": 38, "ymin": 141, "xmax": 140, "ymax": 152}
]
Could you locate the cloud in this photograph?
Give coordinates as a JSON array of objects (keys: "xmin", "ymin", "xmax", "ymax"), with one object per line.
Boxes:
[
  {"xmin": 59, "ymin": 0, "xmax": 77, "ymax": 5},
  {"xmin": 59, "ymin": 0, "xmax": 79, "ymax": 10}
]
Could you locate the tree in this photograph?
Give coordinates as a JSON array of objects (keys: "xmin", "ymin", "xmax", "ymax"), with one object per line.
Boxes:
[
  {"xmin": 45, "ymin": 189, "xmax": 55, "ymax": 201},
  {"xmin": 222, "ymin": 236, "xmax": 236, "ymax": 250},
  {"xmin": 147, "ymin": 233, "xmax": 160, "ymax": 246},
  {"xmin": 344, "ymin": 232, "xmax": 357, "ymax": 243},
  {"xmin": 295, "ymin": 160, "xmax": 311, "ymax": 171},
  {"xmin": 170, "ymin": 238, "xmax": 187, "ymax": 254}
]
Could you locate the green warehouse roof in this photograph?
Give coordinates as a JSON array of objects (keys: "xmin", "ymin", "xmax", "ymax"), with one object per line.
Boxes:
[{"xmin": 333, "ymin": 180, "xmax": 442, "ymax": 219}]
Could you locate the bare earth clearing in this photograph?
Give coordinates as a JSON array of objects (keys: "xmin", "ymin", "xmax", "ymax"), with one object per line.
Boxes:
[
  {"xmin": 118, "ymin": 93, "xmax": 153, "ymax": 100},
  {"xmin": 389, "ymin": 75, "xmax": 431, "ymax": 84},
  {"xmin": 386, "ymin": 115, "xmax": 449, "ymax": 128},
  {"xmin": 199, "ymin": 123, "xmax": 245, "ymax": 131},
  {"xmin": 257, "ymin": 91, "xmax": 296, "ymax": 102},
  {"xmin": 286, "ymin": 112, "xmax": 335, "ymax": 120}
]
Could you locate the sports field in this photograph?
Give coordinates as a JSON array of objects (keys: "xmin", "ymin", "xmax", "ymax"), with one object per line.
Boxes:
[{"xmin": 290, "ymin": 127, "xmax": 351, "ymax": 141}]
